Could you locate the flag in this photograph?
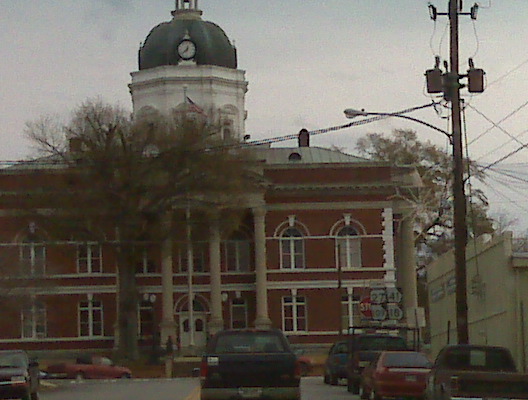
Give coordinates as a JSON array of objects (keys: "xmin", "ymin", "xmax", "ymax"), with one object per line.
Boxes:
[{"xmin": 186, "ymin": 96, "xmax": 207, "ymax": 116}]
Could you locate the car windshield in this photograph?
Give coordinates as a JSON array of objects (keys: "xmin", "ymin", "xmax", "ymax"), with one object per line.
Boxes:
[
  {"xmin": 382, "ymin": 352, "xmax": 432, "ymax": 368},
  {"xmin": 0, "ymin": 353, "xmax": 27, "ymax": 368},
  {"xmin": 214, "ymin": 332, "xmax": 286, "ymax": 354},
  {"xmin": 357, "ymin": 336, "xmax": 407, "ymax": 351}
]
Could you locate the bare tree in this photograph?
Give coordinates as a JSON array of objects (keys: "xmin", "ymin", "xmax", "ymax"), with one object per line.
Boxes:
[
  {"xmin": 356, "ymin": 129, "xmax": 494, "ymax": 264},
  {"xmin": 24, "ymin": 99, "xmax": 257, "ymax": 359}
]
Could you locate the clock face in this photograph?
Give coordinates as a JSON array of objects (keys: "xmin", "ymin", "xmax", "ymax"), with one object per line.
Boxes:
[{"xmin": 178, "ymin": 40, "xmax": 196, "ymax": 60}]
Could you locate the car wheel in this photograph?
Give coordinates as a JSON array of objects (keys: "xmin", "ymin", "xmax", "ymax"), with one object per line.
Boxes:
[
  {"xmin": 369, "ymin": 390, "xmax": 382, "ymax": 400},
  {"xmin": 359, "ymin": 384, "xmax": 367, "ymax": 400},
  {"xmin": 75, "ymin": 371, "xmax": 85, "ymax": 381},
  {"xmin": 330, "ymin": 373, "xmax": 338, "ymax": 385},
  {"xmin": 120, "ymin": 373, "xmax": 131, "ymax": 379},
  {"xmin": 347, "ymin": 379, "xmax": 359, "ymax": 394},
  {"xmin": 323, "ymin": 372, "xmax": 330, "ymax": 384}
]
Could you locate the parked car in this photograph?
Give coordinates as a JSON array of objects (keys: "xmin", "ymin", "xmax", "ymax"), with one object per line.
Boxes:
[
  {"xmin": 293, "ymin": 349, "xmax": 313, "ymax": 376},
  {"xmin": 360, "ymin": 351, "xmax": 432, "ymax": 400},
  {"xmin": 0, "ymin": 350, "xmax": 40, "ymax": 400},
  {"xmin": 200, "ymin": 329, "xmax": 301, "ymax": 400},
  {"xmin": 45, "ymin": 354, "xmax": 131, "ymax": 380},
  {"xmin": 346, "ymin": 333, "xmax": 409, "ymax": 394},
  {"xmin": 324, "ymin": 340, "xmax": 348, "ymax": 385},
  {"xmin": 425, "ymin": 344, "xmax": 528, "ymax": 400}
]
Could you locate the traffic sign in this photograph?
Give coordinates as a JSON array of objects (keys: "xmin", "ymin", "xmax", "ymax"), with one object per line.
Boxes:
[
  {"xmin": 386, "ymin": 287, "xmax": 403, "ymax": 303},
  {"xmin": 370, "ymin": 289, "xmax": 387, "ymax": 304},
  {"xmin": 371, "ymin": 305, "xmax": 387, "ymax": 321},
  {"xmin": 386, "ymin": 304, "xmax": 404, "ymax": 320},
  {"xmin": 359, "ymin": 297, "xmax": 372, "ymax": 319}
]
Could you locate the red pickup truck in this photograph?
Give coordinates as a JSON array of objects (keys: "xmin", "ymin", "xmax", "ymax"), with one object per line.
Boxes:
[
  {"xmin": 46, "ymin": 354, "xmax": 131, "ymax": 380},
  {"xmin": 425, "ymin": 344, "xmax": 528, "ymax": 400}
]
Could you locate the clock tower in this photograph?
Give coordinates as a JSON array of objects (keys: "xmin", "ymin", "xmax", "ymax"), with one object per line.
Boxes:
[{"xmin": 129, "ymin": 0, "xmax": 248, "ymax": 141}]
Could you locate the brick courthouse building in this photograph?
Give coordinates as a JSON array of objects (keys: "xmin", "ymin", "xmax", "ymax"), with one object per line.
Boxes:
[{"xmin": 0, "ymin": 1, "xmax": 422, "ymax": 352}]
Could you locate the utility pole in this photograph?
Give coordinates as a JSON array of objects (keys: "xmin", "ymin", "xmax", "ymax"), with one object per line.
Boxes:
[
  {"xmin": 449, "ymin": 0, "xmax": 469, "ymax": 345},
  {"xmin": 426, "ymin": 1, "xmax": 484, "ymax": 345}
]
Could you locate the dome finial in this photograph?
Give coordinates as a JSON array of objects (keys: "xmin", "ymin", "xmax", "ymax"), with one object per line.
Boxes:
[{"xmin": 172, "ymin": 0, "xmax": 203, "ymax": 18}]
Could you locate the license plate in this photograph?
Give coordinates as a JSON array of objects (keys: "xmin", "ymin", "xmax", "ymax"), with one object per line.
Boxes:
[
  {"xmin": 238, "ymin": 387, "xmax": 263, "ymax": 398},
  {"xmin": 405, "ymin": 375, "xmax": 417, "ymax": 382}
]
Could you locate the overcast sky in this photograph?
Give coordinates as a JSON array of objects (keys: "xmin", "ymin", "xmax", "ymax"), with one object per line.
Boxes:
[{"xmin": 2, "ymin": 0, "xmax": 528, "ymax": 229}]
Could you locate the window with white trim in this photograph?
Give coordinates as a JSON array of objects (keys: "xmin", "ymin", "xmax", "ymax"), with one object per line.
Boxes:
[
  {"xmin": 79, "ymin": 299, "xmax": 103, "ymax": 337},
  {"xmin": 341, "ymin": 294, "xmax": 361, "ymax": 333},
  {"xmin": 77, "ymin": 243, "xmax": 102, "ymax": 274},
  {"xmin": 179, "ymin": 242, "xmax": 207, "ymax": 273},
  {"xmin": 230, "ymin": 298, "xmax": 248, "ymax": 329},
  {"xmin": 138, "ymin": 300, "xmax": 155, "ymax": 337},
  {"xmin": 336, "ymin": 226, "xmax": 361, "ymax": 269},
  {"xmin": 136, "ymin": 246, "xmax": 156, "ymax": 274},
  {"xmin": 280, "ymin": 227, "xmax": 305, "ymax": 269},
  {"xmin": 21, "ymin": 299, "xmax": 46, "ymax": 339},
  {"xmin": 282, "ymin": 296, "xmax": 307, "ymax": 332},
  {"xmin": 224, "ymin": 232, "xmax": 251, "ymax": 272},
  {"xmin": 19, "ymin": 240, "xmax": 46, "ymax": 276}
]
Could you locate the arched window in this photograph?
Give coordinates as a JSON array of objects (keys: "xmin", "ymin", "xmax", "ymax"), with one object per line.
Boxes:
[
  {"xmin": 336, "ymin": 226, "xmax": 361, "ymax": 269},
  {"xmin": 280, "ymin": 227, "xmax": 305, "ymax": 269},
  {"xmin": 224, "ymin": 231, "xmax": 251, "ymax": 272}
]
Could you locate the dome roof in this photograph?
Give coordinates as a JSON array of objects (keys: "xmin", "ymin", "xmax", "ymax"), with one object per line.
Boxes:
[{"xmin": 139, "ymin": 7, "xmax": 237, "ymax": 70}]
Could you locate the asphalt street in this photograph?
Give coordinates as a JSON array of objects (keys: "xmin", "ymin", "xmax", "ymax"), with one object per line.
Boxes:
[{"xmin": 39, "ymin": 377, "xmax": 357, "ymax": 400}]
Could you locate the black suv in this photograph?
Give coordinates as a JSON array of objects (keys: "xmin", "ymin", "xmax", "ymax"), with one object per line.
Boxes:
[
  {"xmin": 345, "ymin": 333, "xmax": 408, "ymax": 394},
  {"xmin": 0, "ymin": 350, "xmax": 40, "ymax": 400}
]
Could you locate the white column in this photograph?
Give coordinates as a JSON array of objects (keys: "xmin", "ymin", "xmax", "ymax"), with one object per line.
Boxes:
[
  {"xmin": 160, "ymin": 217, "xmax": 176, "ymax": 346},
  {"xmin": 209, "ymin": 215, "xmax": 224, "ymax": 335},
  {"xmin": 253, "ymin": 207, "xmax": 272, "ymax": 328},
  {"xmin": 399, "ymin": 215, "xmax": 418, "ymax": 311}
]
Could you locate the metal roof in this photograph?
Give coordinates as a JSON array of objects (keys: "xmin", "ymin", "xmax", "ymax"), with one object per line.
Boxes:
[{"xmin": 253, "ymin": 146, "xmax": 370, "ymax": 165}]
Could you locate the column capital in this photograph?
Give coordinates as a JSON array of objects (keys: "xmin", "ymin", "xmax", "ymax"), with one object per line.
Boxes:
[{"xmin": 252, "ymin": 206, "xmax": 267, "ymax": 219}]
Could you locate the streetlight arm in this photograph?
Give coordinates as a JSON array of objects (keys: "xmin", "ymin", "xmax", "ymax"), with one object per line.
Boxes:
[{"xmin": 344, "ymin": 109, "xmax": 452, "ymax": 143}]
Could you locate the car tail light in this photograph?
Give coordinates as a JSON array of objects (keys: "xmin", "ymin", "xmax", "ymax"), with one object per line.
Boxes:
[
  {"xmin": 294, "ymin": 360, "xmax": 302, "ymax": 379},
  {"xmin": 200, "ymin": 359, "xmax": 208, "ymax": 378},
  {"xmin": 450, "ymin": 376, "xmax": 459, "ymax": 394}
]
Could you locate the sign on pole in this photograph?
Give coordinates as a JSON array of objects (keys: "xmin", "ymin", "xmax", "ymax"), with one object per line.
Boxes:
[
  {"xmin": 359, "ymin": 297, "xmax": 372, "ymax": 319},
  {"xmin": 371, "ymin": 305, "xmax": 387, "ymax": 321}
]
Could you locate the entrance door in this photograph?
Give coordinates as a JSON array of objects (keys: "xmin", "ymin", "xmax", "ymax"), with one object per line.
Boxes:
[{"xmin": 179, "ymin": 312, "xmax": 207, "ymax": 348}]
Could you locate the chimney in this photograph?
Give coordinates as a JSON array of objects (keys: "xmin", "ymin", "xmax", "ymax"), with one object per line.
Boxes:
[{"xmin": 298, "ymin": 129, "xmax": 310, "ymax": 147}]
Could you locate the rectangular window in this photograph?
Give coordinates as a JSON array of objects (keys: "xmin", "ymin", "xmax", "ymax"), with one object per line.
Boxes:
[
  {"xmin": 77, "ymin": 243, "xmax": 102, "ymax": 274},
  {"xmin": 79, "ymin": 299, "xmax": 104, "ymax": 337},
  {"xmin": 342, "ymin": 294, "xmax": 361, "ymax": 333},
  {"xmin": 19, "ymin": 243, "xmax": 46, "ymax": 276},
  {"xmin": 282, "ymin": 296, "xmax": 307, "ymax": 333},
  {"xmin": 230, "ymin": 298, "xmax": 248, "ymax": 329},
  {"xmin": 21, "ymin": 301, "xmax": 46, "ymax": 339},
  {"xmin": 138, "ymin": 300, "xmax": 155, "ymax": 337},
  {"xmin": 136, "ymin": 246, "xmax": 156, "ymax": 274},
  {"xmin": 179, "ymin": 242, "xmax": 207, "ymax": 273},
  {"xmin": 225, "ymin": 240, "xmax": 251, "ymax": 272}
]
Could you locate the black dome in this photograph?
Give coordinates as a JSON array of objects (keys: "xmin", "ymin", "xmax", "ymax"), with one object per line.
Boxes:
[{"xmin": 139, "ymin": 14, "xmax": 237, "ymax": 70}]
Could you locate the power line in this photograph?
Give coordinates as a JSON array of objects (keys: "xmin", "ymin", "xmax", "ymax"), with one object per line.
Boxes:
[{"xmin": 467, "ymin": 99, "xmax": 528, "ymax": 146}]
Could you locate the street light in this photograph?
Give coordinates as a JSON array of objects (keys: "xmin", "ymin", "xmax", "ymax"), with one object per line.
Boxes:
[
  {"xmin": 343, "ymin": 108, "xmax": 452, "ymax": 142},
  {"xmin": 344, "ymin": 106, "xmax": 468, "ymax": 343}
]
